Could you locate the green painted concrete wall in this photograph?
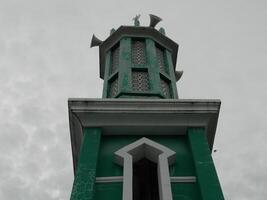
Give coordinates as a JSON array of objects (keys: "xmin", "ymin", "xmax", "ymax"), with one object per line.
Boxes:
[
  {"xmin": 188, "ymin": 128, "xmax": 224, "ymax": 200},
  {"xmin": 70, "ymin": 128, "xmax": 101, "ymax": 200},
  {"xmin": 95, "ymin": 135, "xmax": 201, "ymax": 200},
  {"xmin": 95, "ymin": 183, "xmax": 122, "ymax": 200},
  {"xmin": 70, "ymin": 129, "xmax": 223, "ymax": 200},
  {"xmin": 171, "ymin": 183, "xmax": 201, "ymax": 200}
]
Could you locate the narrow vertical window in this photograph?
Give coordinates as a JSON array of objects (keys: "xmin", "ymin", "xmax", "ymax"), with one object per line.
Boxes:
[
  {"xmin": 114, "ymin": 137, "xmax": 176, "ymax": 200},
  {"xmin": 133, "ymin": 158, "xmax": 159, "ymax": 200}
]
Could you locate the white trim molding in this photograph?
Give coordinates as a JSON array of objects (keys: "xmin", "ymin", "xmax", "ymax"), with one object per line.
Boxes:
[
  {"xmin": 95, "ymin": 176, "xmax": 196, "ymax": 183},
  {"xmin": 170, "ymin": 176, "xmax": 196, "ymax": 183},
  {"xmin": 114, "ymin": 137, "xmax": 176, "ymax": 200},
  {"xmin": 95, "ymin": 176, "xmax": 123, "ymax": 183}
]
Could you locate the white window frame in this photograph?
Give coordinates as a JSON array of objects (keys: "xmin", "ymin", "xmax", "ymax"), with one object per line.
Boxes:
[{"xmin": 114, "ymin": 137, "xmax": 176, "ymax": 200}]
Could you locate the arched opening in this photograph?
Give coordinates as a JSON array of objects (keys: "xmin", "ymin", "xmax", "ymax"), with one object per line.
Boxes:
[
  {"xmin": 133, "ymin": 158, "xmax": 159, "ymax": 200},
  {"xmin": 115, "ymin": 137, "xmax": 176, "ymax": 200}
]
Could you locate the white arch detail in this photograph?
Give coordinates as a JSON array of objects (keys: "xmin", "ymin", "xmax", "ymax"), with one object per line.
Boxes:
[{"xmin": 114, "ymin": 137, "xmax": 176, "ymax": 200}]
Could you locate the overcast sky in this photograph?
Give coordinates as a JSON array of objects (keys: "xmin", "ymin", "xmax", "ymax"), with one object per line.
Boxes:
[{"xmin": 0, "ymin": 0, "xmax": 267, "ymax": 199}]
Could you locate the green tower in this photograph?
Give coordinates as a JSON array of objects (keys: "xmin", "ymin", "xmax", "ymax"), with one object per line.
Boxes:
[{"xmin": 68, "ymin": 15, "xmax": 224, "ymax": 200}]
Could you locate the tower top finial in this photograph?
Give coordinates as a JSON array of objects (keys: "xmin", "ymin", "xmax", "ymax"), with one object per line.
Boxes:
[{"xmin": 132, "ymin": 14, "xmax": 141, "ymax": 26}]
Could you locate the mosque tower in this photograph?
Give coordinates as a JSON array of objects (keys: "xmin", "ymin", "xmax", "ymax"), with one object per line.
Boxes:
[{"xmin": 68, "ymin": 14, "xmax": 224, "ymax": 200}]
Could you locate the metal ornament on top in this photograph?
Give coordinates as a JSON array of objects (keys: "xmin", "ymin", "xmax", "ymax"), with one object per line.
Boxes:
[{"xmin": 90, "ymin": 14, "xmax": 183, "ymax": 99}]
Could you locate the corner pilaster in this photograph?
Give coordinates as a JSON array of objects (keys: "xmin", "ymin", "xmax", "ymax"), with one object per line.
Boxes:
[
  {"xmin": 70, "ymin": 128, "xmax": 102, "ymax": 200},
  {"xmin": 188, "ymin": 127, "xmax": 224, "ymax": 200}
]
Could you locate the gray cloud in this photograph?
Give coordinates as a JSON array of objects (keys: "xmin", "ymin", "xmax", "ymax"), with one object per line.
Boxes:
[{"xmin": 1, "ymin": 0, "xmax": 267, "ymax": 199}]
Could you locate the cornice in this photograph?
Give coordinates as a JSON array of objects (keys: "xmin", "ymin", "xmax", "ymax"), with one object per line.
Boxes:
[{"xmin": 68, "ymin": 98, "xmax": 221, "ymax": 173}]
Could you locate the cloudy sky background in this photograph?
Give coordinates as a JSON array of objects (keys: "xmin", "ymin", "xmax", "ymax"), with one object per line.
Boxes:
[{"xmin": 0, "ymin": 0, "xmax": 267, "ymax": 199}]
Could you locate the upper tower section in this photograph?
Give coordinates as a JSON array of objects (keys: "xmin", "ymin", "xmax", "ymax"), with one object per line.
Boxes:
[{"xmin": 91, "ymin": 14, "xmax": 183, "ymax": 99}]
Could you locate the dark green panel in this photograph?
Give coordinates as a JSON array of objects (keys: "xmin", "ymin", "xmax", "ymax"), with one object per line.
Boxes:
[
  {"xmin": 166, "ymin": 51, "xmax": 178, "ymax": 98},
  {"xmin": 70, "ymin": 128, "xmax": 102, "ymax": 200},
  {"xmin": 171, "ymin": 183, "xmax": 201, "ymax": 200},
  {"xmin": 118, "ymin": 37, "xmax": 132, "ymax": 93},
  {"xmin": 188, "ymin": 128, "xmax": 224, "ymax": 200},
  {"xmin": 96, "ymin": 135, "xmax": 196, "ymax": 177},
  {"xmin": 95, "ymin": 183, "xmax": 122, "ymax": 200},
  {"xmin": 145, "ymin": 39, "xmax": 161, "ymax": 94},
  {"xmin": 102, "ymin": 51, "xmax": 111, "ymax": 98}
]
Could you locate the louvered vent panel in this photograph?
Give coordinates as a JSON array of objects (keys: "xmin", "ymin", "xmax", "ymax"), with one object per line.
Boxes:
[
  {"xmin": 109, "ymin": 78, "xmax": 118, "ymax": 98},
  {"xmin": 161, "ymin": 78, "xmax": 171, "ymax": 98},
  {"xmin": 132, "ymin": 40, "xmax": 146, "ymax": 65},
  {"xmin": 132, "ymin": 71, "xmax": 150, "ymax": 92},
  {"xmin": 156, "ymin": 46, "xmax": 167, "ymax": 74},
  {"xmin": 111, "ymin": 45, "xmax": 119, "ymax": 74}
]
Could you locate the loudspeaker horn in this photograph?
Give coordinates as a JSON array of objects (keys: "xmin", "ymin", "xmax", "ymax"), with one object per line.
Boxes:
[
  {"xmin": 90, "ymin": 34, "xmax": 103, "ymax": 48},
  {"xmin": 175, "ymin": 71, "xmax": 183, "ymax": 82},
  {"xmin": 149, "ymin": 14, "xmax": 162, "ymax": 28}
]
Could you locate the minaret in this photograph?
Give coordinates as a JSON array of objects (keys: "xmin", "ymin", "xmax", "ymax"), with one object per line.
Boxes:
[
  {"xmin": 92, "ymin": 14, "xmax": 182, "ymax": 99},
  {"xmin": 68, "ymin": 15, "xmax": 224, "ymax": 200}
]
